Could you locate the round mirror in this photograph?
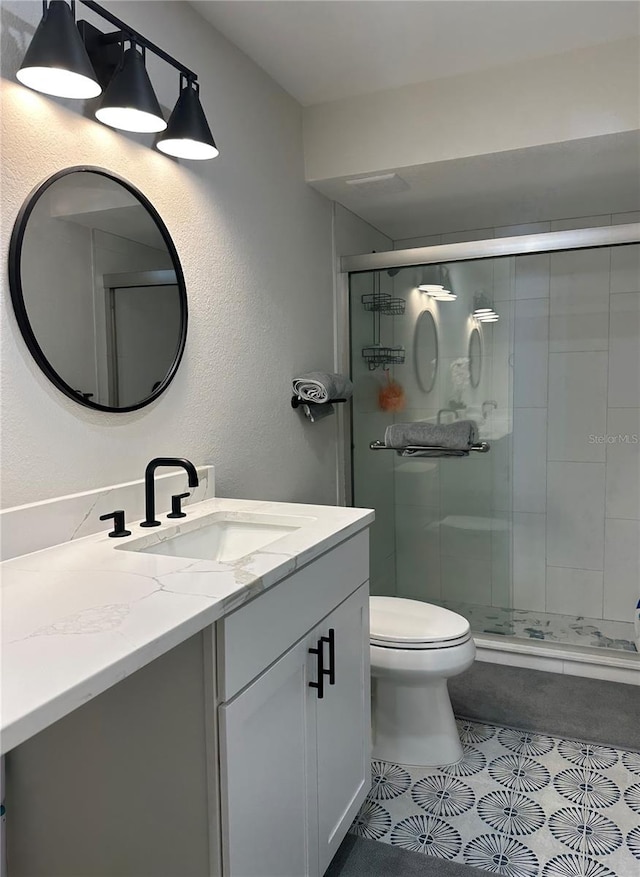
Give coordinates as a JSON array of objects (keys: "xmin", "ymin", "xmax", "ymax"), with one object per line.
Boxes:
[
  {"xmin": 414, "ymin": 309, "xmax": 438, "ymax": 393},
  {"xmin": 469, "ymin": 327, "xmax": 482, "ymax": 388},
  {"xmin": 9, "ymin": 167, "xmax": 187, "ymax": 412}
]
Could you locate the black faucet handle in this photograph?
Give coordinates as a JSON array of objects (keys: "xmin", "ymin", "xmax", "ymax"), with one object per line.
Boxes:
[
  {"xmin": 167, "ymin": 492, "xmax": 190, "ymax": 519},
  {"xmin": 100, "ymin": 510, "xmax": 131, "ymax": 538}
]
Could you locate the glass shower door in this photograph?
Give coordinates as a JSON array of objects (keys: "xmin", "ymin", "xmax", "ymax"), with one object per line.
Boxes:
[
  {"xmin": 349, "ymin": 256, "xmax": 515, "ymax": 627},
  {"xmin": 350, "ymin": 240, "xmax": 640, "ymax": 655}
]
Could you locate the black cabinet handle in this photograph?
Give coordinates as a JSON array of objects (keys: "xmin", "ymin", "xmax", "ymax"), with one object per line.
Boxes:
[
  {"xmin": 321, "ymin": 628, "xmax": 335, "ymax": 685},
  {"xmin": 167, "ymin": 492, "xmax": 190, "ymax": 519},
  {"xmin": 99, "ymin": 510, "xmax": 131, "ymax": 538},
  {"xmin": 308, "ymin": 639, "xmax": 325, "ymax": 699}
]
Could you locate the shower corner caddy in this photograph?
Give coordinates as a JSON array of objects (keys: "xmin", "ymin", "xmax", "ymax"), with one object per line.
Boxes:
[{"xmin": 361, "ymin": 290, "xmax": 406, "ymax": 370}]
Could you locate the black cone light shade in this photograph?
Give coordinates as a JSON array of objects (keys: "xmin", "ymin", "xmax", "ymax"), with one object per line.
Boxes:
[
  {"xmin": 95, "ymin": 47, "xmax": 166, "ymax": 133},
  {"xmin": 17, "ymin": 0, "xmax": 101, "ymax": 99},
  {"xmin": 156, "ymin": 84, "xmax": 219, "ymax": 160}
]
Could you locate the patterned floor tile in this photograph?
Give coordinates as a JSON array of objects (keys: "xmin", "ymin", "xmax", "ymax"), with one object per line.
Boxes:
[
  {"xmin": 548, "ymin": 806, "xmax": 623, "ymax": 857},
  {"xmin": 476, "ymin": 789, "xmax": 545, "ymax": 836},
  {"xmin": 369, "ymin": 760, "xmax": 411, "ymax": 801},
  {"xmin": 390, "ymin": 813, "xmax": 462, "ymax": 858},
  {"xmin": 463, "ymin": 832, "xmax": 539, "ymax": 876},
  {"xmin": 541, "ymin": 853, "xmax": 618, "ymax": 876},
  {"xmin": 411, "ymin": 774, "xmax": 476, "ymax": 818},
  {"xmin": 553, "ymin": 768, "xmax": 621, "ymax": 809},
  {"xmin": 349, "ymin": 719, "xmax": 640, "ymax": 876},
  {"xmin": 625, "ymin": 824, "xmax": 640, "ymax": 860}
]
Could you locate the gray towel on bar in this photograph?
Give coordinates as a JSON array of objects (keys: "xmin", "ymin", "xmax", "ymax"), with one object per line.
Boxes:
[
  {"xmin": 293, "ymin": 372, "xmax": 353, "ymax": 403},
  {"xmin": 385, "ymin": 420, "xmax": 478, "ymax": 451},
  {"xmin": 303, "ymin": 402, "xmax": 335, "ymax": 423}
]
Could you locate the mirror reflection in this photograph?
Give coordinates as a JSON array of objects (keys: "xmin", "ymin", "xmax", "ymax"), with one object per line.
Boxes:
[
  {"xmin": 414, "ymin": 309, "xmax": 438, "ymax": 393},
  {"xmin": 11, "ymin": 169, "xmax": 186, "ymax": 411},
  {"xmin": 468, "ymin": 327, "xmax": 482, "ymax": 388}
]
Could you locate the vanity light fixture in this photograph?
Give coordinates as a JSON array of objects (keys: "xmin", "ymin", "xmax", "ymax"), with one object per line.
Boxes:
[
  {"xmin": 418, "ymin": 285, "xmax": 457, "ymax": 301},
  {"xmin": 473, "ymin": 293, "xmax": 498, "ymax": 321},
  {"xmin": 431, "ymin": 291, "xmax": 457, "ymax": 301},
  {"xmin": 16, "ymin": 1, "xmax": 101, "ymax": 99},
  {"xmin": 95, "ymin": 44, "xmax": 166, "ymax": 133},
  {"xmin": 16, "ymin": 0, "xmax": 218, "ymax": 159},
  {"xmin": 156, "ymin": 78, "xmax": 219, "ymax": 160}
]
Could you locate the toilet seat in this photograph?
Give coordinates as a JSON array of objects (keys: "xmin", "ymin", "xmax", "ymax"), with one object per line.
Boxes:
[{"xmin": 370, "ymin": 596, "xmax": 471, "ymax": 650}]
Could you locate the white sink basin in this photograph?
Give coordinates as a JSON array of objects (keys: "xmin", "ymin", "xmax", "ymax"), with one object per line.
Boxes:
[{"xmin": 127, "ymin": 512, "xmax": 312, "ymax": 563}]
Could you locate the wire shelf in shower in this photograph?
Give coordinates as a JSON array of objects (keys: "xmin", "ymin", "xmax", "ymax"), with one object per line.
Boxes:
[
  {"xmin": 361, "ymin": 346, "xmax": 406, "ymax": 370},
  {"xmin": 361, "ymin": 293, "xmax": 406, "ymax": 315}
]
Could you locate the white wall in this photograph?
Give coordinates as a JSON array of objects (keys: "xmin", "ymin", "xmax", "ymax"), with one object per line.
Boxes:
[
  {"xmin": 304, "ymin": 38, "xmax": 640, "ymax": 182},
  {"xmin": 1, "ymin": 1, "xmax": 336, "ymax": 508}
]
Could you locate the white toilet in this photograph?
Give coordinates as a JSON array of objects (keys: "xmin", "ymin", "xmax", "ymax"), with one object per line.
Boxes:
[{"xmin": 370, "ymin": 596, "xmax": 475, "ymax": 767}]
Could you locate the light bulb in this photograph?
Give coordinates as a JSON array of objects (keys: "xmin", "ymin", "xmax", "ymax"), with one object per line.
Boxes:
[
  {"xmin": 95, "ymin": 106, "xmax": 166, "ymax": 133},
  {"xmin": 17, "ymin": 66, "xmax": 101, "ymax": 98},
  {"xmin": 156, "ymin": 138, "xmax": 219, "ymax": 160}
]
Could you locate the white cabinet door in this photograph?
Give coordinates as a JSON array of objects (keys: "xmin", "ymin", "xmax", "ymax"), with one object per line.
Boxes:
[
  {"xmin": 315, "ymin": 584, "xmax": 371, "ymax": 875},
  {"xmin": 219, "ymin": 635, "xmax": 319, "ymax": 877}
]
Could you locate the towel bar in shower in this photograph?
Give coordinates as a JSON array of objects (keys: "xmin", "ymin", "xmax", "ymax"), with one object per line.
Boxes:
[{"xmin": 369, "ymin": 440, "xmax": 491, "ymax": 456}]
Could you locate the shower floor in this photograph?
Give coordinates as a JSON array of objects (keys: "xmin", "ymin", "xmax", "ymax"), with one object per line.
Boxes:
[{"xmin": 439, "ymin": 602, "xmax": 638, "ymax": 654}]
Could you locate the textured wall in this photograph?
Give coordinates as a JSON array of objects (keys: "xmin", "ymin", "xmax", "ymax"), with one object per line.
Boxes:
[{"xmin": 1, "ymin": 1, "xmax": 336, "ymax": 508}]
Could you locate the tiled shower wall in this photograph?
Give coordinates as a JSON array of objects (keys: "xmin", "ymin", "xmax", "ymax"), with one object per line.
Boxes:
[
  {"xmin": 508, "ymin": 240, "xmax": 640, "ymax": 623},
  {"xmin": 352, "ymin": 211, "xmax": 639, "ymax": 623}
]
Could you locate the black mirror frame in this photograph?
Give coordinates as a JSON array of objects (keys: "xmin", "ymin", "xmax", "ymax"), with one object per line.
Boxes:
[{"xmin": 8, "ymin": 166, "xmax": 188, "ymax": 413}]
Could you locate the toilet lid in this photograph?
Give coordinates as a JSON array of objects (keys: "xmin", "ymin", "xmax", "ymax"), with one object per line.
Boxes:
[{"xmin": 370, "ymin": 596, "xmax": 470, "ymax": 648}]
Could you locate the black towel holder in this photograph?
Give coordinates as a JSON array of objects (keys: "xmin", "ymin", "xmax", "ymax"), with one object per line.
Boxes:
[{"xmin": 291, "ymin": 396, "xmax": 348, "ymax": 409}]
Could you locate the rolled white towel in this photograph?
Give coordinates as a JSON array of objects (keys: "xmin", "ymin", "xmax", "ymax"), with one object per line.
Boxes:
[{"xmin": 292, "ymin": 372, "xmax": 353, "ymax": 403}]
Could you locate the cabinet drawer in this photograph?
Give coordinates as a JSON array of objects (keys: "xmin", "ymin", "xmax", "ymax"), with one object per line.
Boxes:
[{"xmin": 218, "ymin": 530, "xmax": 368, "ymax": 701}]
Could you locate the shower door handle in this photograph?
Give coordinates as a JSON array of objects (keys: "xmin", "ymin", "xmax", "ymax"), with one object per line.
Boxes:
[
  {"xmin": 309, "ymin": 639, "xmax": 325, "ymax": 699},
  {"xmin": 321, "ymin": 628, "xmax": 335, "ymax": 686}
]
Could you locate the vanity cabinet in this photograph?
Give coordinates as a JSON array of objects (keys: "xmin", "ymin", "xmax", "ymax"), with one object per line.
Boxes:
[
  {"xmin": 4, "ymin": 529, "xmax": 371, "ymax": 877},
  {"xmin": 217, "ymin": 533, "xmax": 370, "ymax": 877}
]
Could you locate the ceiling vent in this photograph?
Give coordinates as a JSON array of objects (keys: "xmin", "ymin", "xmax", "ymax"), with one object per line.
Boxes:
[{"xmin": 344, "ymin": 173, "xmax": 410, "ymax": 196}]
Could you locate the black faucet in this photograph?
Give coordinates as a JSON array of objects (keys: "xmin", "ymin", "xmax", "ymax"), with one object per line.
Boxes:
[{"xmin": 140, "ymin": 457, "xmax": 199, "ymax": 527}]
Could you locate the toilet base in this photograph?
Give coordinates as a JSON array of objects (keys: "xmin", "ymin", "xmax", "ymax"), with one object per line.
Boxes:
[{"xmin": 372, "ymin": 674, "xmax": 463, "ymax": 766}]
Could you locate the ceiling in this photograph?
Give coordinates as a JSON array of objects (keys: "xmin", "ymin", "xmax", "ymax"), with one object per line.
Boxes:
[{"xmin": 193, "ymin": 1, "xmax": 639, "ymax": 106}]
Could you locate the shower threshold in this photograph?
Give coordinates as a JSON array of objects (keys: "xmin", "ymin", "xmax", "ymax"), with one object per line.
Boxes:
[
  {"xmin": 429, "ymin": 601, "xmax": 639, "ymax": 685},
  {"xmin": 439, "ymin": 601, "xmax": 637, "ymax": 653}
]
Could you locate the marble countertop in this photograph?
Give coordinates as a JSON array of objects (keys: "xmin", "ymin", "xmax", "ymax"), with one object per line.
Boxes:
[{"xmin": 1, "ymin": 497, "xmax": 373, "ymax": 754}]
